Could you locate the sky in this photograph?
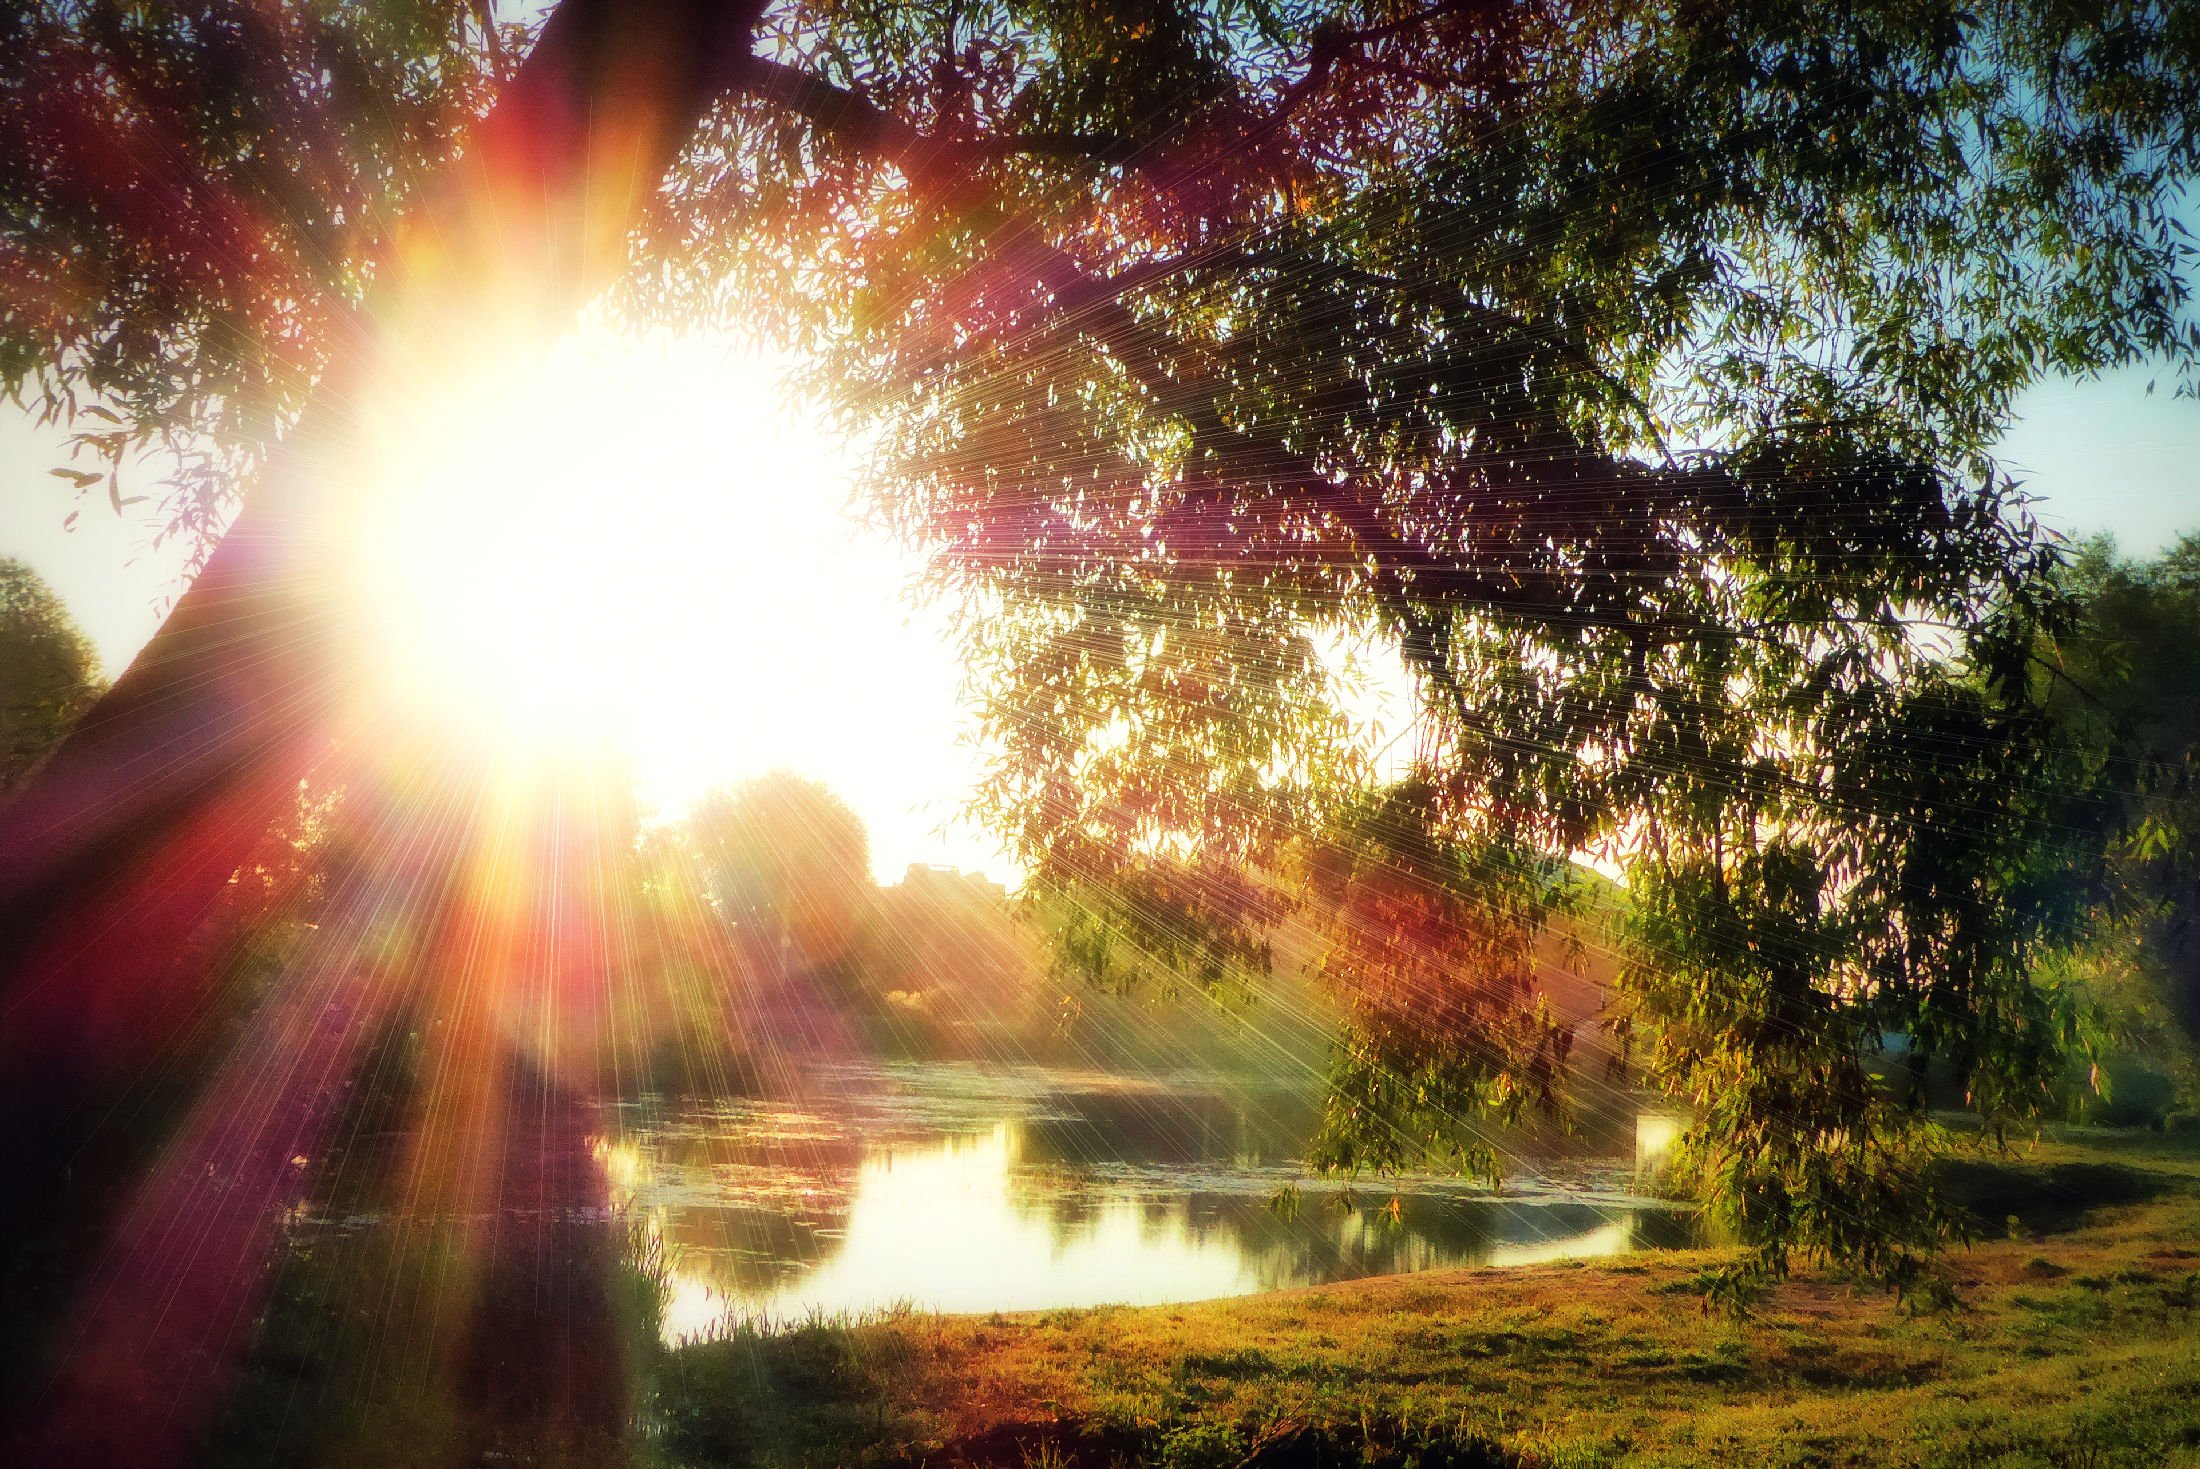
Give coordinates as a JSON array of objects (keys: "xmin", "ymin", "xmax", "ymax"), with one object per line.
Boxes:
[
  {"xmin": 1993, "ymin": 366, "xmax": 2200, "ymax": 554},
  {"xmin": 3, "ymin": 344, "xmax": 2195, "ymax": 886}
]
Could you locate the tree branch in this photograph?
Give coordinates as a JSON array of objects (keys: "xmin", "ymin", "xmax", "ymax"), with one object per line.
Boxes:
[
  {"xmin": 963, "ymin": 130, "xmax": 1148, "ymax": 165},
  {"xmin": 710, "ymin": 16, "xmax": 1661, "ymax": 709}
]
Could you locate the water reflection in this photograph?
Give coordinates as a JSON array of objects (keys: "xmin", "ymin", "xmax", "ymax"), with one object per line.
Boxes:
[{"xmin": 603, "ymin": 1066, "xmax": 1695, "ymax": 1341}]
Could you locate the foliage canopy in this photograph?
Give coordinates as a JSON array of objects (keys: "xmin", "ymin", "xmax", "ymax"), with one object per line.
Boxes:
[
  {"xmin": 0, "ymin": 1, "xmax": 513, "ymax": 549},
  {"xmin": 687, "ymin": 772, "xmax": 874, "ymax": 969},
  {"xmin": 644, "ymin": 0, "xmax": 2200, "ymax": 1294}
]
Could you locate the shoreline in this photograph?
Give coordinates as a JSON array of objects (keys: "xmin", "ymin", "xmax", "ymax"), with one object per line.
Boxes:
[{"xmin": 645, "ymin": 1129, "xmax": 2200, "ymax": 1466}]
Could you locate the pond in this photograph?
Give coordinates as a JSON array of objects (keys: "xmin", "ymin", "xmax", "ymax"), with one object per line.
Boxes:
[{"xmin": 590, "ymin": 1062, "xmax": 1698, "ymax": 1342}]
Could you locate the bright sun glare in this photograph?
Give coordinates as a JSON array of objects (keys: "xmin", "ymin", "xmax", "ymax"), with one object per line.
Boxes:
[{"xmin": 353, "ymin": 327, "xmax": 999, "ymax": 878}]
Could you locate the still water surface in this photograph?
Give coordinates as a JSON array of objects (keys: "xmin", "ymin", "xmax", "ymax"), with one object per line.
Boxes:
[{"xmin": 591, "ymin": 1063, "xmax": 1695, "ymax": 1341}]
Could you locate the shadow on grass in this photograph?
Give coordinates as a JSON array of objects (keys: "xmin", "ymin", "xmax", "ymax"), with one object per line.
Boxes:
[
  {"xmin": 1939, "ymin": 1160, "xmax": 2172, "ymax": 1238},
  {"xmin": 647, "ymin": 1309, "xmax": 925, "ymax": 1468}
]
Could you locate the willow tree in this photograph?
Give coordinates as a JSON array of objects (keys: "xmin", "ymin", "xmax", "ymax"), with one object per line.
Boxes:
[
  {"xmin": 4, "ymin": 0, "xmax": 2197, "ymax": 1309},
  {"xmin": 645, "ymin": 0, "xmax": 2198, "ymax": 1296}
]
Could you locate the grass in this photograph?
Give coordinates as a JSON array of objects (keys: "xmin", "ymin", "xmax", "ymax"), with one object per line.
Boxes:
[{"xmin": 636, "ymin": 1127, "xmax": 2200, "ymax": 1468}]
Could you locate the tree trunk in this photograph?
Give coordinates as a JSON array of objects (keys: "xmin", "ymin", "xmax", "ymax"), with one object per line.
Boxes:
[
  {"xmin": 0, "ymin": 0, "xmax": 750, "ymax": 1092},
  {"xmin": 0, "ymin": 0, "xmax": 764, "ymax": 1447}
]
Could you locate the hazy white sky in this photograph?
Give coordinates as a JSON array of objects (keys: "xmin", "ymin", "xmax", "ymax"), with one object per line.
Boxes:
[
  {"xmin": 3, "ymin": 343, "xmax": 2194, "ymax": 883},
  {"xmin": 0, "ymin": 406, "xmax": 187, "ymax": 675}
]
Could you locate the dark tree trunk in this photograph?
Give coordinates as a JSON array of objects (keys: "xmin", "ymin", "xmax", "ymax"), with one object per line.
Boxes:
[{"xmin": 0, "ymin": 1, "xmax": 765, "ymax": 1455}]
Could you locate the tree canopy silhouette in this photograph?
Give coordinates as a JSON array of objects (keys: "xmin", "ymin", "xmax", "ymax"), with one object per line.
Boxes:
[
  {"xmin": 3, "ymin": 0, "xmax": 2198, "ymax": 1303},
  {"xmin": 687, "ymin": 771, "xmax": 874, "ymax": 969}
]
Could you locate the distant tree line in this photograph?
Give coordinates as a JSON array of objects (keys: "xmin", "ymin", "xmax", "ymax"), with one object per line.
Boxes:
[
  {"xmin": 0, "ymin": 558, "xmax": 102, "ymax": 793},
  {"xmin": 2034, "ymin": 535, "xmax": 2200, "ymax": 1120}
]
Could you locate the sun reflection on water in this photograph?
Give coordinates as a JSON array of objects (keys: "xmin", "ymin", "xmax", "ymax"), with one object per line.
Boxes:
[
  {"xmin": 639, "ymin": 1124, "xmax": 1266, "ymax": 1342},
  {"xmin": 1485, "ymin": 1219, "xmax": 1635, "ymax": 1268}
]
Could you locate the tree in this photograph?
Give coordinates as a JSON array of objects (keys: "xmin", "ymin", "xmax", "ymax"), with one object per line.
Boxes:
[
  {"xmin": 0, "ymin": 558, "xmax": 104, "ymax": 791},
  {"xmin": 686, "ymin": 771, "xmax": 874, "ymax": 971},
  {"xmin": 860, "ymin": 864, "xmax": 1042, "ymax": 1053},
  {"xmin": 642, "ymin": 0, "xmax": 2198, "ymax": 1297},
  {"xmin": 0, "ymin": 7, "xmax": 762, "ymax": 1293},
  {"xmin": 2037, "ymin": 535, "xmax": 2200, "ymax": 1090},
  {"xmin": 0, "ymin": 11, "xmax": 761, "ymax": 1452},
  {"xmin": 3, "ymin": 0, "xmax": 2198, "ymax": 1314}
]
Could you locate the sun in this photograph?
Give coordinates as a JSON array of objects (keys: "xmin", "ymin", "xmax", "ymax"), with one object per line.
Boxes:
[
  {"xmin": 353, "ymin": 329, "xmax": 842, "ymax": 754},
  {"xmin": 347, "ymin": 325, "xmax": 997, "ymax": 875}
]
